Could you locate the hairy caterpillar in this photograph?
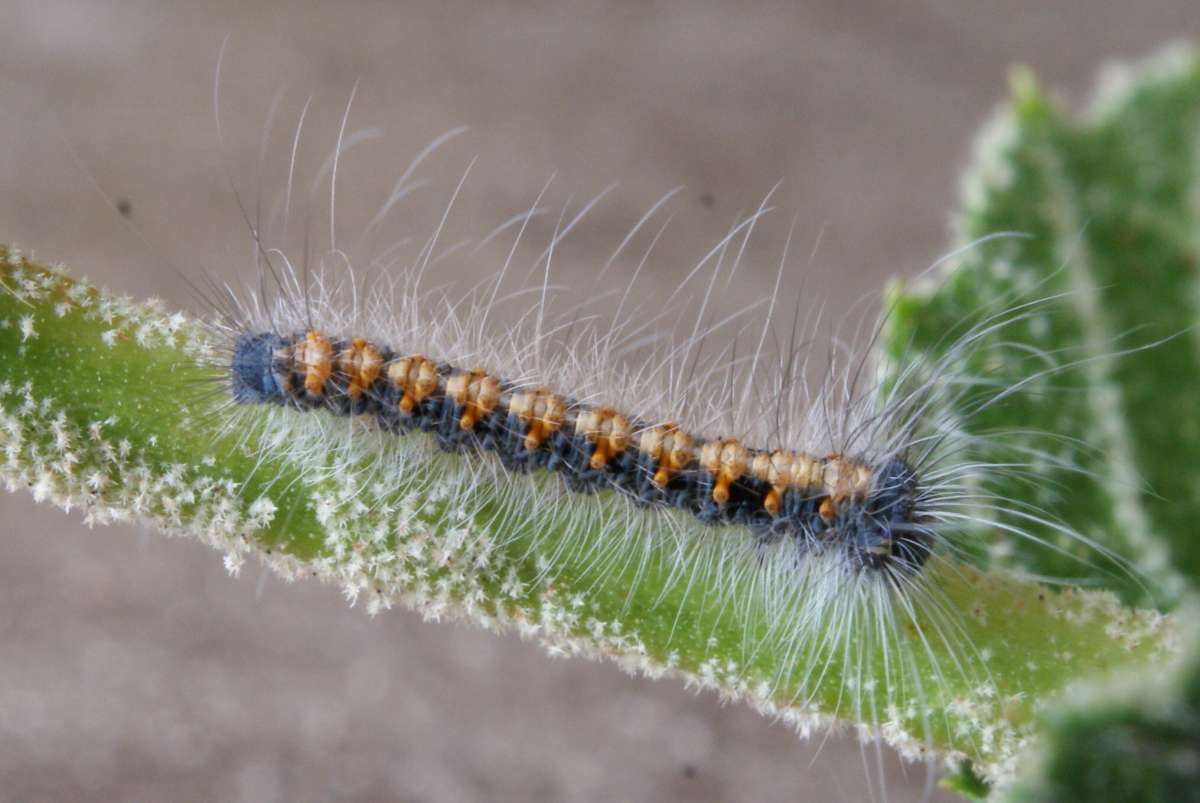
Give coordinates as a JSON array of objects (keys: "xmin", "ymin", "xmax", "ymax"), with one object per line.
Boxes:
[
  {"xmin": 180, "ymin": 75, "xmax": 1138, "ymax": 787},
  {"xmin": 226, "ymin": 326, "xmax": 926, "ymax": 573},
  {"xmin": 3, "ymin": 53, "xmax": 1166, "ymax": 801}
]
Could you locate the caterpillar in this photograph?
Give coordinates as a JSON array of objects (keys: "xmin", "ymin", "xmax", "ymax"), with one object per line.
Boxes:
[
  {"xmin": 228, "ymin": 326, "xmax": 926, "ymax": 574},
  {"xmin": 193, "ymin": 180, "xmax": 1100, "ymax": 795},
  {"xmin": 4, "ymin": 58, "xmax": 1161, "ymax": 800}
]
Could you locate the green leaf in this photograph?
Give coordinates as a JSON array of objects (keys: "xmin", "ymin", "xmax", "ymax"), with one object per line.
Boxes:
[
  {"xmin": 881, "ymin": 46, "xmax": 1200, "ymax": 608},
  {"xmin": 1002, "ymin": 624, "xmax": 1200, "ymax": 803}
]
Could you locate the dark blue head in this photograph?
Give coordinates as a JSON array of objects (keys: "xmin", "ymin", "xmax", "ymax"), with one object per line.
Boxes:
[{"xmin": 231, "ymin": 332, "xmax": 290, "ymax": 404}]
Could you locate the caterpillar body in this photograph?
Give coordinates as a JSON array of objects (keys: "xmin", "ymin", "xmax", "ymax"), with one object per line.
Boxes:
[{"xmin": 231, "ymin": 328, "xmax": 926, "ymax": 573}]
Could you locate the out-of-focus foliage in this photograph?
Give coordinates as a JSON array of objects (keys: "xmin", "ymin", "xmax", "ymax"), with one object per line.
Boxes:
[{"xmin": 883, "ymin": 45, "xmax": 1200, "ymax": 800}]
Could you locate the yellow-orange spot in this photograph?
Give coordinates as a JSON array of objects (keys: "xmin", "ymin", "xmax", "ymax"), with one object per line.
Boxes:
[
  {"xmin": 762, "ymin": 488, "xmax": 781, "ymax": 516},
  {"xmin": 299, "ymin": 330, "xmax": 333, "ymax": 397},
  {"xmin": 752, "ymin": 449, "xmax": 799, "ymax": 517},
  {"xmin": 446, "ymin": 369, "xmax": 502, "ymax": 430},
  {"xmin": 386, "ymin": 354, "xmax": 439, "ymax": 414},
  {"xmin": 639, "ymin": 423, "xmax": 694, "ymax": 489},
  {"xmin": 337, "ymin": 337, "xmax": 383, "ymax": 400},
  {"xmin": 509, "ymin": 388, "xmax": 566, "ymax": 450},
  {"xmin": 575, "ymin": 407, "xmax": 633, "ymax": 470},
  {"xmin": 699, "ymin": 438, "xmax": 748, "ymax": 505},
  {"xmin": 818, "ymin": 496, "xmax": 837, "ymax": 524}
]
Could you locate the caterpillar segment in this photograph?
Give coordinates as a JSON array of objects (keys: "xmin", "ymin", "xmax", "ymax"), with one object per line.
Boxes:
[
  {"xmin": 298, "ymin": 330, "xmax": 334, "ymax": 399},
  {"xmin": 445, "ymin": 369, "xmax": 503, "ymax": 432},
  {"xmin": 386, "ymin": 354, "xmax": 439, "ymax": 414},
  {"xmin": 638, "ymin": 424, "xmax": 694, "ymax": 493},
  {"xmin": 337, "ymin": 338, "xmax": 384, "ymax": 404}
]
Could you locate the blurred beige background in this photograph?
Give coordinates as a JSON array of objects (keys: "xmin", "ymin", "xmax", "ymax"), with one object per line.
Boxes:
[{"xmin": 0, "ymin": 2, "xmax": 1195, "ymax": 801}]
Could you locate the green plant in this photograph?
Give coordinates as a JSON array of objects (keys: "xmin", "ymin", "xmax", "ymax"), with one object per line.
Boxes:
[{"xmin": 2, "ymin": 44, "xmax": 1197, "ymax": 800}]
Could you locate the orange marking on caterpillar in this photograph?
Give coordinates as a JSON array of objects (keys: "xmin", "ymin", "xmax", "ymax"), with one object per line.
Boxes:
[
  {"xmin": 509, "ymin": 387, "xmax": 567, "ymax": 451},
  {"xmin": 575, "ymin": 406, "xmax": 633, "ymax": 470},
  {"xmin": 817, "ymin": 456, "xmax": 848, "ymax": 523},
  {"xmin": 700, "ymin": 438, "xmax": 749, "ymax": 505},
  {"xmin": 299, "ymin": 330, "xmax": 333, "ymax": 397},
  {"xmin": 752, "ymin": 451, "xmax": 877, "ymax": 519},
  {"xmin": 337, "ymin": 337, "xmax": 383, "ymax": 400},
  {"xmin": 752, "ymin": 449, "xmax": 797, "ymax": 516},
  {"xmin": 387, "ymin": 354, "xmax": 439, "ymax": 414},
  {"xmin": 446, "ymin": 369, "xmax": 502, "ymax": 431},
  {"xmin": 818, "ymin": 497, "xmax": 837, "ymax": 525},
  {"xmin": 639, "ymin": 423, "xmax": 694, "ymax": 489}
]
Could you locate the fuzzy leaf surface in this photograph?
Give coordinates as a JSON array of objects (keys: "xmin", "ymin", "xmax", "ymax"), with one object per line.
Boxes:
[{"xmin": 881, "ymin": 47, "xmax": 1200, "ymax": 607}]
